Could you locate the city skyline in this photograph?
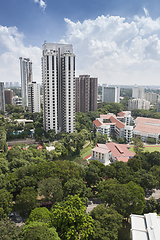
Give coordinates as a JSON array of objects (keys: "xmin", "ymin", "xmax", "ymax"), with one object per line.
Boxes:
[{"xmin": 1, "ymin": 1, "xmax": 160, "ymax": 85}]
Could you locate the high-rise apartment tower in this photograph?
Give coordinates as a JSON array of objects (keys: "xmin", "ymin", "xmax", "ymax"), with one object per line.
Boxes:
[
  {"xmin": 0, "ymin": 82, "xmax": 5, "ymax": 111},
  {"xmin": 42, "ymin": 43, "xmax": 76, "ymax": 133},
  {"xmin": 28, "ymin": 82, "xmax": 41, "ymax": 113},
  {"xmin": 75, "ymin": 75, "xmax": 98, "ymax": 113},
  {"xmin": 102, "ymin": 85, "xmax": 120, "ymax": 103},
  {"xmin": 19, "ymin": 57, "xmax": 32, "ymax": 108}
]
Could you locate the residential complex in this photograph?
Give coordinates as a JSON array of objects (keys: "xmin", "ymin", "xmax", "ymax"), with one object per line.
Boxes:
[
  {"xmin": 28, "ymin": 82, "xmax": 40, "ymax": 113},
  {"xmin": 128, "ymin": 98, "xmax": 150, "ymax": 110},
  {"xmin": 12, "ymin": 96, "xmax": 22, "ymax": 106},
  {"xmin": 93, "ymin": 112, "xmax": 133, "ymax": 143},
  {"xmin": 91, "ymin": 142, "xmax": 135, "ymax": 165},
  {"xmin": 42, "ymin": 43, "xmax": 75, "ymax": 133},
  {"xmin": 102, "ymin": 84, "xmax": 120, "ymax": 103},
  {"xmin": 144, "ymin": 92, "xmax": 157, "ymax": 104},
  {"xmin": 19, "ymin": 57, "xmax": 32, "ymax": 108},
  {"xmin": 132, "ymin": 85, "xmax": 144, "ymax": 99},
  {"xmin": 0, "ymin": 82, "xmax": 5, "ymax": 111},
  {"xmin": 75, "ymin": 75, "xmax": 98, "ymax": 113}
]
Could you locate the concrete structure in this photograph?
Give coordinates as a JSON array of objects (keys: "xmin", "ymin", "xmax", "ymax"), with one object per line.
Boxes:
[
  {"xmin": 14, "ymin": 119, "xmax": 33, "ymax": 125},
  {"xmin": 133, "ymin": 117, "xmax": 160, "ymax": 143},
  {"xmin": 91, "ymin": 142, "xmax": 135, "ymax": 165},
  {"xmin": 75, "ymin": 75, "xmax": 97, "ymax": 113},
  {"xmin": 145, "ymin": 92, "xmax": 157, "ymax": 104},
  {"xmin": 102, "ymin": 84, "xmax": 120, "ymax": 103},
  {"xmin": 19, "ymin": 57, "xmax": 32, "ymax": 108},
  {"xmin": 117, "ymin": 111, "xmax": 132, "ymax": 125},
  {"xmin": 0, "ymin": 82, "xmax": 5, "ymax": 111},
  {"xmin": 128, "ymin": 98, "xmax": 150, "ymax": 110},
  {"xmin": 4, "ymin": 89, "xmax": 13, "ymax": 105},
  {"xmin": 12, "ymin": 96, "xmax": 22, "ymax": 106},
  {"xmin": 93, "ymin": 112, "xmax": 133, "ymax": 143},
  {"xmin": 42, "ymin": 43, "xmax": 75, "ymax": 133},
  {"xmin": 130, "ymin": 213, "xmax": 160, "ymax": 240},
  {"xmin": 28, "ymin": 82, "xmax": 40, "ymax": 113},
  {"xmin": 132, "ymin": 85, "xmax": 144, "ymax": 99},
  {"xmin": 157, "ymin": 100, "xmax": 160, "ymax": 112}
]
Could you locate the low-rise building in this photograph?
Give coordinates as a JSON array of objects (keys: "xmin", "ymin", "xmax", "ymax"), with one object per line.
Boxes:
[
  {"xmin": 91, "ymin": 142, "xmax": 135, "ymax": 165},
  {"xmin": 93, "ymin": 112, "xmax": 133, "ymax": 143},
  {"xmin": 133, "ymin": 117, "xmax": 160, "ymax": 143}
]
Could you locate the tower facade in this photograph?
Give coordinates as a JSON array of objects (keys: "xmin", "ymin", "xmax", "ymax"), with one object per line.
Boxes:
[
  {"xmin": 102, "ymin": 85, "xmax": 120, "ymax": 103},
  {"xmin": 28, "ymin": 82, "xmax": 41, "ymax": 113},
  {"xmin": 42, "ymin": 43, "xmax": 75, "ymax": 133},
  {"xmin": 0, "ymin": 82, "xmax": 5, "ymax": 111},
  {"xmin": 75, "ymin": 75, "xmax": 98, "ymax": 113},
  {"xmin": 19, "ymin": 57, "xmax": 32, "ymax": 108}
]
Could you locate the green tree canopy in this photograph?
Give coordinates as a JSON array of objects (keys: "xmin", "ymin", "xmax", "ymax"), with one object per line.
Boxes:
[
  {"xmin": 22, "ymin": 221, "xmax": 60, "ymax": 240},
  {"xmin": 50, "ymin": 195, "xmax": 93, "ymax": 240},
  {"xmin": 89, "ymin": 204, "xmax": 123, "ymax": 240},
  {"xmin": 26, "ymin": 207, "xmax": 51, "ymax": 224},
  {"xmin": 38, "ymin": 177, "xmax": 63, "ymax": 204}
]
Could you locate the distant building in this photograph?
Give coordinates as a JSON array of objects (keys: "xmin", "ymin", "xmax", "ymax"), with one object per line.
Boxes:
[
  {"xmin": 4, "ymin": 89, "xmax": 13, "ymax": 105},
  {"xmin": 12, "ymin": 96, "xmax": 22, "ymax": 106},
  {"xmin": 91, "ymin": 142, "xmax": 135, "ymax": 165},
  {"xmin": 132, "ymin": 85, "xmax": 144, "ymax": 99},
  {"xmin": 128, "ymin": 98, "xmax": 150, "ymax": 110},
  {"xmin": 75, "ymin": 75, "xmax": 97, "ymax": 113},
  {"xmin": 19, "ymin": 57, "xmax": 32, "ymax": 108},
  {"xmin": 5, "ymin": 82, "xmax": 10, "ymax": 88},
  {"xmin": 133, "ymin": 117, "xmax": 160, "ymax": 143},
  {"xmin": 0, "ymin": 82, "xmax": 5, "ymax": 111},
  {"xmin": 144, "ymin": 92, "xmax": 157, "ymax": 104},
  {"xmin": 28, "ymin": 82, "xmax": 40, "ymax": 113},
  {"xmin": 102, "ymin": 85, "xmax": 120, "ymax": 103}
]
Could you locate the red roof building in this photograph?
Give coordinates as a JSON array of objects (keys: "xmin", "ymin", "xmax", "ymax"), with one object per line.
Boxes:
[{"xmin": 91, "ymin": 142, "xmax": 135, "ymax": 165}]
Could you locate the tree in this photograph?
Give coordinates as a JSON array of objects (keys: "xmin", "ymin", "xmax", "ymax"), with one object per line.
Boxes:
[
  {"xmin": 0, "ymin": 189, "xmax": 13, "ymax": 216},
  {"xmin": 132, "ymin": 136, "xmax": 144, "ymax": 154},
  {"xmin": 63, "ymin": 178, "xmax": 92, "ymax": 201},
  {"xmin": 15, "ymin": 187, "xmax": 38, "ymax": 217},
  {"xmin": 125, "ymin": 181, "xmax": 145, "ymax": 215},
  {"xmin": 26, "ymin": 207, "xmax": 51, "ymax": 224},
  {"xmin": 22, "ymin": 221, "xmax": 60, "ymax": 240},
  {"xmin": 38, "ymin": 178, "xmax": 63, "ymax": 204},
  {"xmin": 50, "ymin": 195, "xmax": 93, "ymax": 240},
  {"xmin": 0, "ymin": 217, "xmax": 23, "ymax": 240},
  {"xmin": 89, "ymin": 205, "xmax": 123, "ymax": 240},
  {"xmin": 127, "ymin": 157, "xmax": 142, "ymax": 172},
  {"xmin": 146, "ymin": 138, "xmax": 156, "ymax": 144},
  {"xmin": 117, "ymin": 137, "xmax": 125, "ymax": 144},
  {"xmin": 97, "ymin": 179, "xmax": 131, "ymax": 217},
  {"xmin": 84, "ymin": 164, "xmax": 100, "ymax": 187}
]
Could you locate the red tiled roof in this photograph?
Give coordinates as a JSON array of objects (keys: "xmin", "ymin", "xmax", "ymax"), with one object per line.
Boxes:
[
  {"xmin": 106, "ymin": 142, "xmax": 135, "ymax": 159},
  {"xmin": 116, "ymin": 156, "xmax": 130, "ymax": 162},
  {"xmin": 117, "ymin": 112, "xmax": 125, "ymax": 117},
  {"xmin": 100, "ymin": 113, "xmax": 116, "ymax": 119},
  {"xmin": 109, "ymin": 116, "xmax": 125, "ymax": 129},
  {"xmin": 92, "ymin": 146, "xmax": 110, "ymax": 154},
  {"xmin": 93, "ymin": 119, "xmax": 102, "ymax": 128}
]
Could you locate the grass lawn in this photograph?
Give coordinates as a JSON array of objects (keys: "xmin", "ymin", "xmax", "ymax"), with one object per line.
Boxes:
[
  {"xmin": 80, "ymin": 144, "xmax": 94, "ymax": 159},
  {"xmin": 129, "ymin": 145, "xmax": 160, "ymax": 153}
]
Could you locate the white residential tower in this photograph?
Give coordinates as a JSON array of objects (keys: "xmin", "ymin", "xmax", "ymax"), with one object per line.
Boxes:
[{"xmin": 42, "ymin": 43, "xmax": 76, "ymax": 133}]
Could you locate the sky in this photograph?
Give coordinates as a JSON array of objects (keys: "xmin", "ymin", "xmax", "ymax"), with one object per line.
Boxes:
[{"xmin": 1, "ymin": 0, "xmax": 160, "ymax": 86}]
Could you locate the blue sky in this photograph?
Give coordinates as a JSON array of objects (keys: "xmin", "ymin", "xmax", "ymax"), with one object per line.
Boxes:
[{"xmin": 1, "ymin": 0, "xmax": 160, "ymax": 85}]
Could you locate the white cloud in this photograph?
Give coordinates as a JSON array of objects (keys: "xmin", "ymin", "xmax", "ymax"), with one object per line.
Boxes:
[
  {"xmin": 63, "ymin": 12, "xmax": 160, "ymax": 85},
  {"xmin": 0, "ymin": 25, "xmax": 41, "ymax": 84},
  {"xmin": 34, "ymin": 0, "xmax": 46, "ymax": 10}
]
